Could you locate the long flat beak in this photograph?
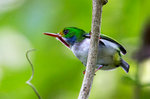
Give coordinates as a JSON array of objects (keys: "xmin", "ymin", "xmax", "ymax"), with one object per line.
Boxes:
[
  {"xmin": 43, "ymin": 32, "xmax": 70, "ymax": 48},
  {"xmin": 43, "ymin": 32, "xmax": 60, "ymax": 37}
]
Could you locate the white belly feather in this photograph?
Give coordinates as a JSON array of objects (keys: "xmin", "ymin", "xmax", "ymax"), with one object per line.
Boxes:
[
  {"xmin": 71, "ymin": 38, "xmax": 89, "ymax": 65},
  {"xmin": 71, "ymin": 38, "xmax": 119, "ymax": 70}
]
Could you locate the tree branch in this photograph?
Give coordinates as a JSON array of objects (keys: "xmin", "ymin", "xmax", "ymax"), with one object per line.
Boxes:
[{"xmin": 78, "ymin": 0, "xmax": 108, "ymax": 99}]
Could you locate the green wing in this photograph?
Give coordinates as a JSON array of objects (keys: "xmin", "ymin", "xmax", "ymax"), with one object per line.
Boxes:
[{"xmin": 100, "ymin": 34, "xmax": 127, "ymax": 55}]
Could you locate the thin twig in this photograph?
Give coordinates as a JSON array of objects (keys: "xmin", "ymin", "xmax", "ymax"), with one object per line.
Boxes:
[
  {"xmin": 26, "ymin": 49, "xmax": 41, "ymax": 99},
  {"xmin": 78, "ymin": 0, "xmax": 108, "ymax": 99}
]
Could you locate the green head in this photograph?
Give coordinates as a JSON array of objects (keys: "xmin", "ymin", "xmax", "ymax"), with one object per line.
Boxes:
[{"xmin": 59, "ymin": 27, "xmax": 86, "ymax": 45}]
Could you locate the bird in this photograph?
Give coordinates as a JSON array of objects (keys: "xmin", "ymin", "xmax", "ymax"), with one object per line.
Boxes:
[{"xmin": 44, "ymin": 27, "xmax": 130, "ymax": 74}]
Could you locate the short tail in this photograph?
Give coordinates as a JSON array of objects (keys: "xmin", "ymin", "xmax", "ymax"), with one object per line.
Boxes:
[{"xmin": 120, "ymin": 59, "xmax": 130, "ymax": 73}]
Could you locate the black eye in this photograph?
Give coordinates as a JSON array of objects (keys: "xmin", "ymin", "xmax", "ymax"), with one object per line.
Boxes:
[{"xmin": 63, "ymin": 29, "xmax": 69, "ymax": 35}]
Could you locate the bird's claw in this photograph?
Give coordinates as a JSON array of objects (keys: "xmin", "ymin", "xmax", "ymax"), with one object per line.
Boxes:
[{"xmin": 83, "ymin": 65, "xmax": 103, "ymax": 75}]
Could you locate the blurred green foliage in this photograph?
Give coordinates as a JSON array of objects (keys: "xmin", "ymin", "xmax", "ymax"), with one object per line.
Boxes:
[{"xmin": 0, "ymin": 0, "xmax": 150, "ymax": 99}]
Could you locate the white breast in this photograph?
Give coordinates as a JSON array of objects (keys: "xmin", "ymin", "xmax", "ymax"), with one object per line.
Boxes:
[
  {"xmin": 71, "ymin": 38, "xmax": 90, "ymax": 65},
  {"xmin": 71, "ymin": 38, "xmax": 118, "ymax": 68}
]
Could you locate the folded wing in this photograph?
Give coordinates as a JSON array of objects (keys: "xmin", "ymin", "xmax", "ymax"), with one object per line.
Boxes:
[{"xmin": 100, "ymin": 34, "xmax": 126, "ymax": 55}]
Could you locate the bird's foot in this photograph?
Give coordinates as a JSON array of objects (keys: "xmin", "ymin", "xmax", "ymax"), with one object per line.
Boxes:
[
  {"xmin": 83, "ymin": 70, "xmax": 96, "ymax": 75},
  {"xmin": 95, "ymin": 65, "xmax": 103, "ymax": 73},
  {"xmin": 83, "ymin": 70, "xmax": 86, "ymax": 75},
  {"xmin": 83, "ymin": 65, "xmax": 103, "ymax": 75}
]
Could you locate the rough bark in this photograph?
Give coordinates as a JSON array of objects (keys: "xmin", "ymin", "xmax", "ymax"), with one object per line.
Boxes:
[{"xmin": 78, "ymin": 0, "xmax": 108, "ymax": 99}]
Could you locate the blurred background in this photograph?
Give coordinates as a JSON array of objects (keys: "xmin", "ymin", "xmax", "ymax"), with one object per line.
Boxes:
[{"xmin": 0, "ymin": 0, "xmax": 150, "ymax": 99}]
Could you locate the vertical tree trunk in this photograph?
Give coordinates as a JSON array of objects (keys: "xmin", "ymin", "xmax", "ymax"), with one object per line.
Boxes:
[{"xmin": 78, "ymin": 0, "xmax": 108, "ymax": 99}]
